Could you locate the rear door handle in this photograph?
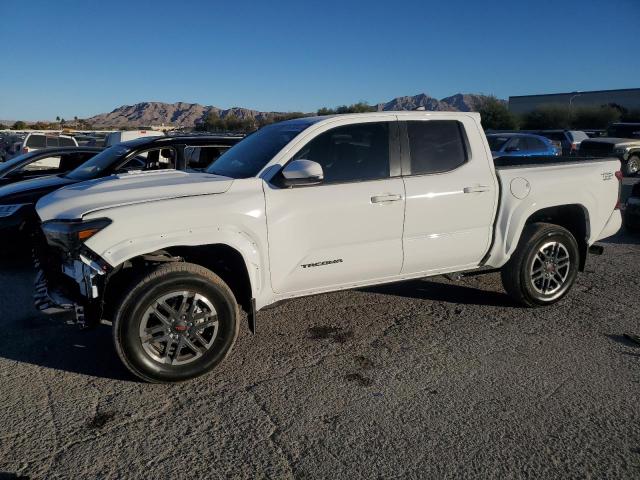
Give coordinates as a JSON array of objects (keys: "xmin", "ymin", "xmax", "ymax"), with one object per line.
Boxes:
[
  {"xmin": 463, "ymin": 185, "xmax": 490, "ymax": 194},
  {"xmin": 371, "ymin": 194, "xmax": 402, "ymax": 203}
]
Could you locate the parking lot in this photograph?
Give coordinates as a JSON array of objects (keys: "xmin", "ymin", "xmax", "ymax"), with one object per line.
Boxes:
[{"xmin": 0, "ymin": 223, "xmax": 638, "ymax": 478}]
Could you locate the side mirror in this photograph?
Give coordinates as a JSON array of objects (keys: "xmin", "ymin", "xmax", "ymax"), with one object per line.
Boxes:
[{"xmin": 281, "ymin": 159, "xmax": 323, "ymax": 186}]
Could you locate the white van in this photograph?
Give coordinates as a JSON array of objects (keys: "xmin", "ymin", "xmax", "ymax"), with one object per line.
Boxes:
[
  {"xmin": 104, "ymin": 130, "xmax": 165, "ymax": 147},
  {"xmin": 21, "ymin": 133, "xmax": 78, "ymax": 154}
]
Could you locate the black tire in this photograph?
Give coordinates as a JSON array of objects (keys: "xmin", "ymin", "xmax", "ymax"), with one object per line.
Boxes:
[
  {"xmin": 501, "ymin": 223, "xmax": 580, "ymax": 307},
  {"xmin": 625, "ymin": 155, "xmax": 640, "ymax": 177},
  {"xmin": 113, "ymin": 262, "xmax": 239, "ymax": 383}
]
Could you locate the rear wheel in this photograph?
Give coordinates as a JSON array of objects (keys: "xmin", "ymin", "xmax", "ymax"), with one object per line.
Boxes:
[
  {"xmin": 501, "ymin": 223, "xmax": 580, "ymax": 307},
  {"xmin": 113, "ymin": 262, "xmax": 239, "ymax": 383},
  {"xmin": 625, "ymin": 155, "xmax": 640, "ymax": 177}
]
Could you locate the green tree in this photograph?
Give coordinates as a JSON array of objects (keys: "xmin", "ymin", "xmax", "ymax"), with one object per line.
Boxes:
[
  {"xmin": 317, "ymin": 102, "xmax": 376, "ymax": 116},
  {"xmin": 571, "ymin": 106, "xmax": 621, "ymax": 129},
  {"xmin": 520, "ymin": 105, "xmax": 572, "ymax": 130},
  {"xmin": 473, "ymin": 95, "xmax": 518, "ymax": 130},
  {"xmin": 0, "ymin": 123, "xmax": 7, "ymax": 130},
  {"xmin": 12, "ymin": 121, "xmax": 27, "ymax": 130}
]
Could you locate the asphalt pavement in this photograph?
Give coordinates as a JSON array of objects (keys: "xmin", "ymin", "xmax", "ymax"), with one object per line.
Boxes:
[{"xmin": 0, "ymin": 231, "xmax": 639, "ymax": 479}]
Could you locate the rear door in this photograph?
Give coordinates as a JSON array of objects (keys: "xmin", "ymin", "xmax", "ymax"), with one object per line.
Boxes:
[
  {"xmin": 400, "ymin": 117, "xmax": 498, "ymax": 274},
  {"xmin": 264, "ymin": 119, "xmax": 405, "ymax": 294}
]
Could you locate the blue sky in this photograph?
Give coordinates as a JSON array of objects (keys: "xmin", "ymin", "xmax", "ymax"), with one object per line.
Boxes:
[{"xmin": 1, "ymin": 0, "xmax": 638, "ymax": 120}]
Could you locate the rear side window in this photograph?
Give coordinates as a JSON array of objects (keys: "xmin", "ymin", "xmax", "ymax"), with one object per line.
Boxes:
[
  {"xmin": 26, "ymin": 135, "xmax": 46, "ymax": 148},
  {"xmin": 185, "ymin": 146, "xmax": 225, "ymax": 169},
  {"xmin": 46, "ymin": 137, "xmax": 60, "ymax": 147},
  {"xmin": 292, "ymin": 122, "xmax": 390, "ymax": 184},
  {"xmin": 527, "ymin": 137, "xmax": 547, "ymax": 151},
  {"xmin": 569, "ymin": 131, "xmax": 588, "ymax": 142},
  {"xmin": 59, "ymin": 137, "xmax": 76, "ymax": 147},
  {"xmin": 406, "ymin": 121, "xmax": 467, "ymax": 175}
]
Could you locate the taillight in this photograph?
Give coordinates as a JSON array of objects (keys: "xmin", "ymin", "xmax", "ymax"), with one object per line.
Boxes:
[{"xmin": 615, "ymin": 170, "xmax": 623, "ymax": 209}]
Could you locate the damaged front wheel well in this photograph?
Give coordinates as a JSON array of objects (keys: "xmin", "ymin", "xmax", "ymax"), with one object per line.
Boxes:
[{"xmin": 101, "ymin": 245, "xmax": 253, "ymax": 322}]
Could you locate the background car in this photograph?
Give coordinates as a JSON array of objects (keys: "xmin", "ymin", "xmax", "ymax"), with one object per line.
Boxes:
[
  {"xmin": 607, "ymin": 122, "xmax": 640, "ymax": 139},
  {"xmin": 20, "ymin": 133, "xmax": 78, "ymax": 157},
  {"xmin": 532, "ymin": 130, "xmax": 589, "ymax": 155},
  {"xmin": 0, "ymin": 147, "xmax": 102, "ymax": 186},
  {"xmin": 487, "ymin": 133, "xmax": 560, "ymax": 158},
  {"xmin": 104, "ymin": 129, "xmax": 164, "ymax": 146},
  {"xmin": 622, "ymin": 182, "xmax": 640, "ymax": 233}
]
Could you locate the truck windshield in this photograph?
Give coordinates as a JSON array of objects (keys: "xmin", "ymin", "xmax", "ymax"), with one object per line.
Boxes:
[
  {"xmin": 487, "ymin": 136, "xmax": 510, "ymax": 151},
  {"xmin": 65, "ymin": 145, "xmax": 131, "ymax": 181},
  {"xmin": 207, "ymin": 121, "xmax": 313, "ymax": 178}
]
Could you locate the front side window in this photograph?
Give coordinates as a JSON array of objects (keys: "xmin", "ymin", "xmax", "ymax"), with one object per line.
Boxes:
[
  {"xmin": 291, "ymin": 122, "xmax": 390, "ymax": 184},
  {"xmin": 59, "ymin": 137, "xmax": 76, "ymax": 147},
  {"xmin": 23, "ymin": 155, "xmax": 61, "ymax": 171},
  {"xmin": 46, "ymin": 137, "xmax": 60, "ymax": 148},
  {"xmin": 118, "ymin": 147, "xmax": 177, "ymax": 172},
  {"xmin": 407, "ymin": 121, "xmax": 467, "ymax": 175}
]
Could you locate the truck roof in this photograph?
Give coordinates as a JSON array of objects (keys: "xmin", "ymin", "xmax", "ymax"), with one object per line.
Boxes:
[{"xmin": 280, "ymin": 111, "xmax": 481, "ymax": 127}]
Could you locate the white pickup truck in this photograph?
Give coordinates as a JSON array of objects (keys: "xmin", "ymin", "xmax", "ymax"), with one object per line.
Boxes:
[{"xmin": 33, "ymin": 112, "xmax": 622, "ymax": 382}]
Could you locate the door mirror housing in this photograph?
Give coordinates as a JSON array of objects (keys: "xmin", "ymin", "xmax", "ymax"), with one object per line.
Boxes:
[{"xmin": 281, "ymin": 159, "xmax": 324, "ymax": 186}]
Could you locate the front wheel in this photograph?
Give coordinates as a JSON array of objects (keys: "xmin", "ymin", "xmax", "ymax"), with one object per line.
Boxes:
[
  {"xmin": 113, "ymin": 262, "xmax": 239, "ymax": 383},
  {"xmin": 501, "ymin": 223, "xmax": 580, "ymax": 307}
]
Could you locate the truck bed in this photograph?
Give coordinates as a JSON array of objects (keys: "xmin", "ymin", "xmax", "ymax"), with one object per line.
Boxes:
[{"xmin": 494, "ymin": 155, "xmax": 616, "ymax": 169}]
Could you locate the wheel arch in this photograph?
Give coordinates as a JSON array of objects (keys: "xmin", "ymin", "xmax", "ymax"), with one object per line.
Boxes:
[
  {"xmin": 513, "ymin": 204, "xmax": 590, "ymax": 271},
  {"xmin": 102, "ymin": 242, "xmax": 257, "ymax": 323}
]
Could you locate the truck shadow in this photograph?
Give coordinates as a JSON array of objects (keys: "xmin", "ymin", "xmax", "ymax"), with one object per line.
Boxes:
[
  {"xmin": 0, "ymin": 262, "xmax": 133, "ymax": 381},
  {"xmin": 0, "ymin": 315, "xmax": 132, "ymax": 381},
  {"xmin": 598, "ymin": 230, "xmax": 640, "ymax": 245},
  {"xmin": 360, "ymin": 278, "xmax": 515, "ymax": 308}
]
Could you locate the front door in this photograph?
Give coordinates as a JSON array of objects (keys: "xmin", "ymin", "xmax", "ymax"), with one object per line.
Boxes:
[{"xmin": 264, "ymin": 120, "xmax": 405, "ymax": 294}]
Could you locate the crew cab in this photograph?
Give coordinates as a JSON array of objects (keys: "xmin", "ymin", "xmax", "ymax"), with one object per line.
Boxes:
[{"xmin": 33, "ymin": 112, "xmax": 622, "ymax": 383}]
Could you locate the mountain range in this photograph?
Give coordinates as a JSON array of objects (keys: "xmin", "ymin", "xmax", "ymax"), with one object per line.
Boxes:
[{"xmin": 86, "ymin": 93, "xmax": 497, "ymax": 128}]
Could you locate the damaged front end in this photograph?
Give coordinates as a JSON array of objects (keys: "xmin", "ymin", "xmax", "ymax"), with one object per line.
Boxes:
[{"xmin": 33, "ymin": 218, "xmax": 112, "ymax": 328}]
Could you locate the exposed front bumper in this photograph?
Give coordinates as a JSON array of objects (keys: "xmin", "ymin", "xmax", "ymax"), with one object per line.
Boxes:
[{"xmin": 32, "ymin": 241, "xmax": 106, "ymax": 327}]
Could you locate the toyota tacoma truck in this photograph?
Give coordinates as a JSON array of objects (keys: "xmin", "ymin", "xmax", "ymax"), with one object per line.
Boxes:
[{"xmin": 32, "ymin": 112, "xmax": 623, "ymax": 382}]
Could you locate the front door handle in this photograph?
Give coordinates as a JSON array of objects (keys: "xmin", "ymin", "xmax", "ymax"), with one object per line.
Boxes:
[
  {"xmin": 371, "ymin": 194, "xmax": 402, "ymax": 203},
  {"xmin": 463, "ymin": 185, "xmax": 490, "ymax": 194}
]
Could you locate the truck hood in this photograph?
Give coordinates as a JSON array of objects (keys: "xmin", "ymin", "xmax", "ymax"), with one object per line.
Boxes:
[{"xmin": 36, "ymin": 170, "xmax": 233, "ymax": 221}]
